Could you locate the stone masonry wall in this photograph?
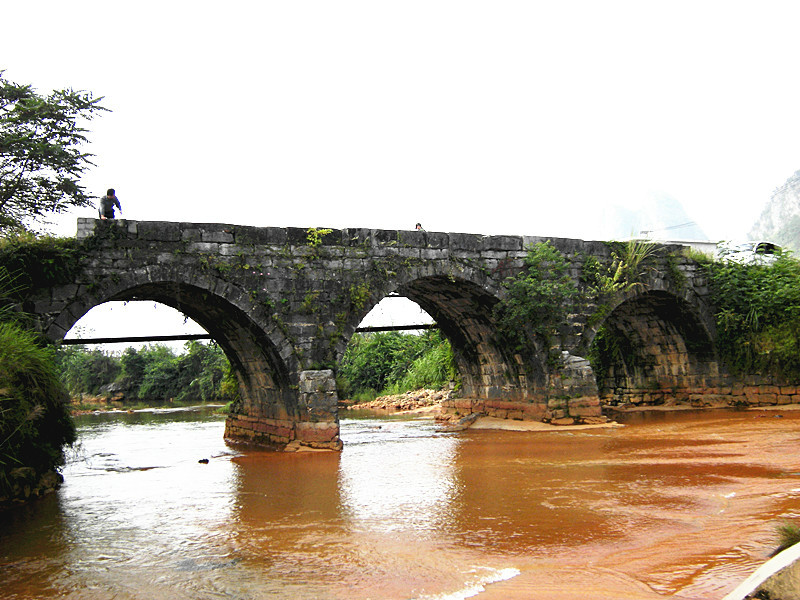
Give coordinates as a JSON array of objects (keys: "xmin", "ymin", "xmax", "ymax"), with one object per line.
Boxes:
[{"xmin": 20, "ymin": 218, "xmax": 740, "ymax": 446}]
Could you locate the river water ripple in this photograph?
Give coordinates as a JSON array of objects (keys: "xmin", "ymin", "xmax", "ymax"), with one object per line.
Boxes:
[{"xmin": 1, "ymin": 407, "xmax": 799, "ymax": 599}]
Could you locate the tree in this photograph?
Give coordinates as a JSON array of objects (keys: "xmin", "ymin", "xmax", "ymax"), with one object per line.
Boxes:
[{"xmin": 0, "ymin": 71, "xmax": 107, "ymax": 232}]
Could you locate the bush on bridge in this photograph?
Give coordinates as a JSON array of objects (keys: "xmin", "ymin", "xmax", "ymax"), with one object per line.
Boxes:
[{"xmin": 493, "ymin": 240, "xmax": 578, "ymax": 362}]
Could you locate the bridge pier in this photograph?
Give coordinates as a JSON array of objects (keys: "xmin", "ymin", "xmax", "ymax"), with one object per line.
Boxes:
[
  {"xmin": 439, "ymin": 351, "xmax": 605, "ymax": 423},
  {"xmin": 224, "ymin": 369, "xmax": 342, "ymax": 451}
]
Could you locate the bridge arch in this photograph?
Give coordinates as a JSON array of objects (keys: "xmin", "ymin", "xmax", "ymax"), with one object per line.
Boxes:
[
  {"xmin": 581, "ymin": 289, "xmax": 719, "ymax": 405},
  {"xmin": 47, "ymin": 264, "xmax": 300, "ymax": 427},
  {"xmin": 338, "ymin": 267, "xmax": 546, "ymax": 401}
]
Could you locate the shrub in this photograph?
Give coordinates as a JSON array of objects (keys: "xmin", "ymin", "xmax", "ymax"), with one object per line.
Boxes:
[
  {"xmin": 339, "ymin": 329, "xmax": 456, "ymax": 399},
  {"xmin": 493, "ymin": 240, "xmax": 577, "ymax": 359},
  {"xmin": 774, "ymin": 520, "xmax": 800, "ymax": 555},
  {"xmin": 0, "ymin": 322, "xmax": 76, "ymax": 497},
  {"xmin": 703, "ymin": 255, "xmax": 800, "ymax": 380}
]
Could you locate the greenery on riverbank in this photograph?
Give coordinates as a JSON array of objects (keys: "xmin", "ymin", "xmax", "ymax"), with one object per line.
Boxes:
[
  {"xmin": 0, "ymin": 267, "xmax": 76, "ymax": 502},
  {"xmin": 0, "ymin": 321, "xmax": 76, "ymax": 498},
  {"xmin": 55, "ymin": 341, "xmax": 238, "ymax": 406},
  {"xmin": 701, "ymin": 254, "xmax": 800, "ymax": 380},
  {"xmin": 338, "ymin": 329, "xmax": 457, "ymax": 403}
]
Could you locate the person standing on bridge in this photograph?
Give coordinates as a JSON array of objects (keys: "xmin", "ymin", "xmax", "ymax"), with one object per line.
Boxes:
[{"xmin": 98, "ymin": 188, "xmax": 122, "ymax": 220}]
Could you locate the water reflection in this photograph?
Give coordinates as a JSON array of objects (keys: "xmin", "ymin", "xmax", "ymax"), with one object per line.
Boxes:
[{"xmin": 338, "ymin": 417, "xmax": 461, "ymax": 535}]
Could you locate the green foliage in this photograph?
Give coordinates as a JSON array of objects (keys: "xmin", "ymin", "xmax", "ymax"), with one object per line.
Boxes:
[
  {"xmin": 55, "ymin": 341, "xmax": 237, "ymax": 404},
  {"xmin": 0, "ymin": 232, "xmax": 84, "ymax": 292},
  {"xmin": 338, "ymin": 329, "xmax": 456, "ymax": 399},
  {"xmin": 595, "ymin": 239, "xmax": 657, "ymax": 294},
  {"xmin": 55, "ymin": 345, "xmax": 121, "ymax": 396},
  {"xmin": 775, "ymin": 520, "xmax": 800, "ymax": 554},
  {"xmin": 302, "ymin": 291, "xmax": 320, "ymax": 313},
  {"xmin": 703, "ymin": 255, "xmax": 800, "ymax": 379},
  {"xmin": 391, "ymin": 339, "xmax": 457, "ymax": 393},
  {"xmin": 0, "ymin": 256, "xmax": 77, "ymax": 500},
  {"xmin": 665, "ymin": 254, "xmax": 687, "ymax": 289},
  {"xmin": 349, "ymin": 282, "xmax": 370, "ymax": 311},
  {"xmin": 0, "ymin": 72, "xmax": 108, "ymax": 232},
  {"xmin": 306, "ymin": 227, "xmax": 332, "ymax": 248},
  {"xmin": 0, "ymin": 322, "xmax": 76, "ymax": 497},
  {"xmin": 0, "ymin": 264, "xmax": 22, "ymax": 323},
  {"xmin": 493, "ymin": 241, "xmax": 577, "ymax": 355}
]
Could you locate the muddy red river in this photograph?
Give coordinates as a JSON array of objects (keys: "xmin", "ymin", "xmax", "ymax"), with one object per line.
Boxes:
[{"xmin": 1, "ymin": 406, "xmax": 799, "ymax": 599}]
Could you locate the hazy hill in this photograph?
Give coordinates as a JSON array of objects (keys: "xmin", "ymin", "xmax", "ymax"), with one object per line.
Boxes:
[
  {"xmin": 602, "ymin": 193, "xmax": 708, "ymax": 242},
  {"xmin": 749, "ymin": 169, "xmax": 800, "ymax": 252}
]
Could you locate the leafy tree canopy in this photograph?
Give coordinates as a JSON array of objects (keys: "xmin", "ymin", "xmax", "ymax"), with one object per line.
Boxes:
[{"xmin": 0, "ymin": 71, "xmax": 107, "ymax": 232}]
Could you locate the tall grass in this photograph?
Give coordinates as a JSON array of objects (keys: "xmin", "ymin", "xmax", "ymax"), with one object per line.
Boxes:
[
  {"xmin": 389, "ymin": 341, "xmax": 456, "ymax": 394},
  {"xmin": 774, "ymin": 520, "xmax": 800, "ymax": 555},
  {"xmin": 0, "ymin": 322, "xmax": 76, "ymax": 497},
  {"xmin": 339, "ymin": 330, "xmax": 457, "ymax": 400}
]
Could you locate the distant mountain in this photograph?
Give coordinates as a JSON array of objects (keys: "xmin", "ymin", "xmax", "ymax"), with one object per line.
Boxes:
[
  {"xmin": 602, "ymin": 193, "xmax": 708, "ymax": 242},
  {"xmin": 750, "ymin": 169, "xmax": 800, "ymax": 252}
]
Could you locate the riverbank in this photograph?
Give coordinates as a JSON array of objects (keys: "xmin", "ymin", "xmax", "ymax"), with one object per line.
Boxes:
[
  {"xmin": 346, "ymin": 389, "xmax": 620, "ymax": 430},
  {"xmin": 343, "ymin": 388, "xmax": 452, "ymax": 412},
  {"xmin": 69, "ymin": 396, "xmax": 228, "ymax": 416}
]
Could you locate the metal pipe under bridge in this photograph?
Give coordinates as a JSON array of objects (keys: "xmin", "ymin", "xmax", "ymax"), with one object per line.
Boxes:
[{"xmin": 59, "ymin": 323, "xmax": 437, "ymax": 345}]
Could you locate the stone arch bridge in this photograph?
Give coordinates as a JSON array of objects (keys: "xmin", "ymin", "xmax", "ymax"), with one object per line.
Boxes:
[{"xmin": 22, "ymin": 219, "xmax": 745, "ymax": 450}]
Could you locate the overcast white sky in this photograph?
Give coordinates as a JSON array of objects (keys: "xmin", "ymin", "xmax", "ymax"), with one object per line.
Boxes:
[{"xmin": 5, "ymin": 1, "xmax": 800, "ymax": 346}]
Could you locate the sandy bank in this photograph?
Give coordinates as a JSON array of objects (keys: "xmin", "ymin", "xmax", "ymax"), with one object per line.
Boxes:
[{"xmin": 470, "ymin": 416, "xmax": 622, "ymax": 431}]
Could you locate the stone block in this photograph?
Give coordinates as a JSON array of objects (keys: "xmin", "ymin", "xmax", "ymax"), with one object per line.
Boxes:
[
  {"xmin": 341, "ymin": 228, "xmax": 372, "ymax": 246},
  {"xmin": 76, "ymin": 218, "xmax": 97, "ymax": 239},
  {"xmin": 181, "ymin": 228, "xmax": 203, "ymax": 242},
  {"xmin": 137, "ymin": 221, "xmax": 182, "ymax": 241},
  {"xmin": 448, "ymin": 232, "xmax": 483, "ymax": 252},
  {"xmin": 568, "ymin": 396, "xmax": 602, "ymax": 417},
  {"xmin": 373, "ymin": 229, "xmax": 400, "ymax": 245},
  {"xmin": 759, "ymin": 393, "xmax": 778, "ymax": 405},
  {"xmin": 484, "ymin": 235, "xmax": 522, "ymax": 251},
  {"xmin": 424, "ymin": 232, "xmax": 449, "ymax": 249},
  {"xmin": 523, "ymin": 403, "xmax": 547, "ymax": 419},
  {"xmin": 295, "ymin": 422, "xmax": 340, "ymax": 443},
  {"xmin": 396, "ymin": 230, "xmax": 427, "ymax": 247},
  {"xmin": 481, "ymin": 250, "xmax": 508, "ymax": 260},
  {"xmin": 453, "ymin": 399, "xmax": 474, "ymax": 410},
  {"xmin": 202, "ymin": 230, "xmax": 235, "ymax": 243},
  {"xmin": 186, "ymin": 241, "xmax": 220, "ymax": 253},
  {"xmin": 286, "ymin": 227, "xmax": 310, "ymax": 245},
  {"xmin": 299, "ymin": 369, "xmax": 337, "ymax": 393}
]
